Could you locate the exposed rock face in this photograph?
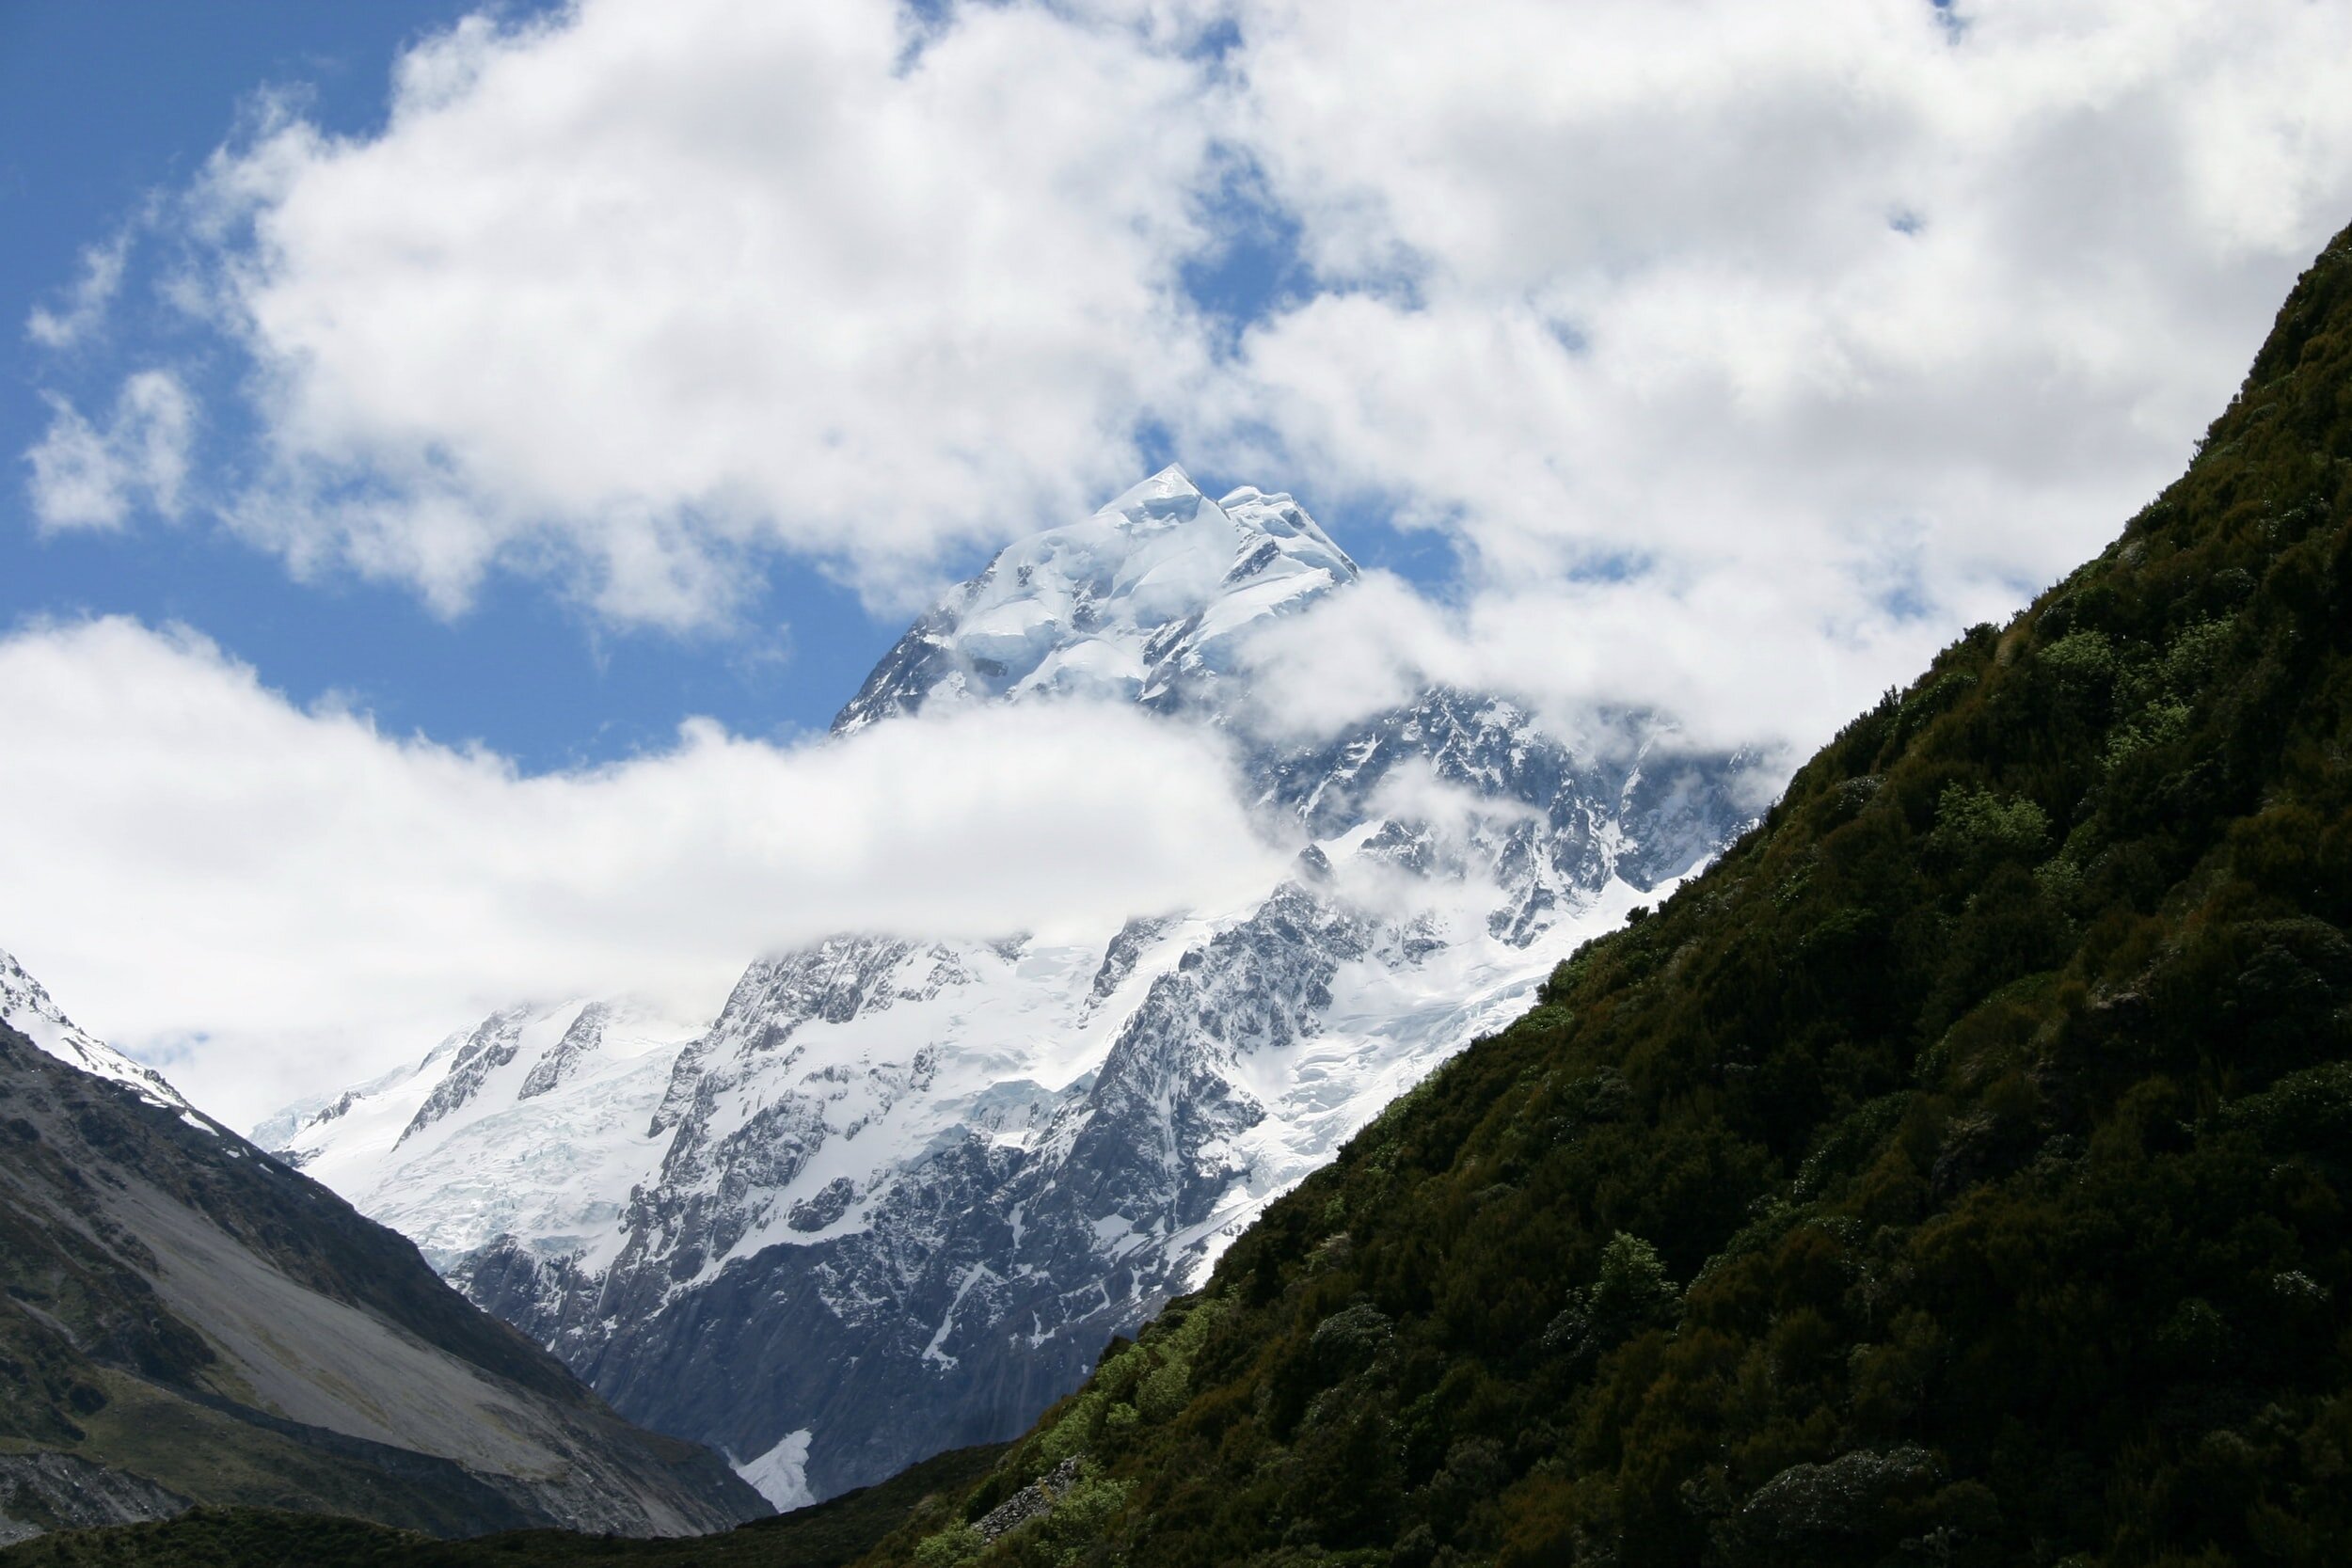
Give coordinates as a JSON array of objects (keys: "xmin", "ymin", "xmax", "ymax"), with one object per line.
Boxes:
[
  {"xmin": 0, "ymin": 989, "xmax": 768, "ymax": 1542},
  {"xmin": 270, "ymin": 467, "xmax": 1764, "ymax": 1506},
  {"xmin": 0, "ymin": 1454, "xmax": 189, "ymax": 1546},
  {"xmin": 402, "ymin": 1006, "xmax": 537, "ymax": 1145},
  {"xmin": 975, "ymin": 1458, "xmax": 1085, "ymax": 1543}
]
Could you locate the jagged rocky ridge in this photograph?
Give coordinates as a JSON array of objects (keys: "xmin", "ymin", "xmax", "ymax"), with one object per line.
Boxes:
[
  {"xmin": 0, "ymin": 953, "xmax": 768, "ymax": 1543},
  {"xmin": 266, "ymin": 467, "xmax": 1761, "ymax": 1507}
]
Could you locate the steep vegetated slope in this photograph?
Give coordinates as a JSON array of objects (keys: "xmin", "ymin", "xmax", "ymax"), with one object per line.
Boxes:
[
  {"xmin": 0, "ymin": 969, "xmax": 768, "ymax": 1543},
  {"xmin": 850, "ymin": 224, "xmax": 2352, "ymax": 1566}
]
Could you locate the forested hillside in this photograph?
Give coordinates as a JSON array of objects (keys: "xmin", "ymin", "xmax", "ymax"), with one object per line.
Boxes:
[{"xmin": 860, "ymin": 221, "xmax": 2352, "ymax": 1567}]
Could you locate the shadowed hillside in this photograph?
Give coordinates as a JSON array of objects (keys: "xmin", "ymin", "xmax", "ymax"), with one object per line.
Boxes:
[{"xmin": 0, "ymin": 1445, "xmax": 1004, "ymax": 1568}]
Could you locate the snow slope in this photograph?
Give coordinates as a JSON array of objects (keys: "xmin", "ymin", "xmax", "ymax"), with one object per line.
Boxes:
[
  {"xmin": 272, "ymin": 997, "xmax": 707, "ymax": 1274},
  {"xmin": 1, "ymin": 948, "xmax": 201, "ymax": 1119},
  {"xmin": 835, "ymin": 467, "xmax": 1357, "ymax": 729}
]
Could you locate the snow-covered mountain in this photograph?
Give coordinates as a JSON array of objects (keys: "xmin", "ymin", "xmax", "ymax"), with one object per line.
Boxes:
[
  {"xmin": 834, "ymin": 467, "xmax": 1356, "ymax": 730},
  {"xmin": 264, "ymin": 467, "xmax": 1761, "ymax": 1508},
  {"xmin": 0, "ymin": 947, "xmax": 204, "ymax": 1120},
  {"xmin": 269, "ymin": 997, "xmax": 706, "ymax": 1272}
]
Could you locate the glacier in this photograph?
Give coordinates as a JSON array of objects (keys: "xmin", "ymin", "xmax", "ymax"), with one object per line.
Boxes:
[{"xmin": 264, "ymin": 467, "xmax": 1761, "ymax": 1504}]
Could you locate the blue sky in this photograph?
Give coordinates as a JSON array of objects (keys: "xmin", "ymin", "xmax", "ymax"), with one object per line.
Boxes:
[{"xmin": 0, "ymin": 2, "xmax": 1459, "ymax": 769}]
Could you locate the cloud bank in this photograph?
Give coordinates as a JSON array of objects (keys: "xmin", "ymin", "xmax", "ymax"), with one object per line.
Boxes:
[{"xmin": 0, "ymin": 618, "xmax": 1287, "ymax": 1124}]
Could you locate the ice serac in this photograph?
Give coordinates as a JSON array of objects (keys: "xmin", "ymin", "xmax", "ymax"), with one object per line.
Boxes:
[{"xmin": 271, "ymin": 473, "xmax": 1762, "ymax": 1505}]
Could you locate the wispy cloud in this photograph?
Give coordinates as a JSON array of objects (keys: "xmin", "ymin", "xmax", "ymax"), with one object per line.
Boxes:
[
  {"xmin": 24, "ymin": 371, "xmax": 195, "ymax": 531},
  {"xmin": 25, "ymin": 228, "xmax": 134, "ymax": 350}
]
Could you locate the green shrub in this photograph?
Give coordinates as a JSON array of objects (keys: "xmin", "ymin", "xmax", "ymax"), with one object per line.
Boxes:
[
  {"xmin": 913, "ymin": 1521, "xmax": 986, "ymax": 1566},
  {"xmin": 1928, "ymin": 784, "xmax": 2049, "ymax": 870}
]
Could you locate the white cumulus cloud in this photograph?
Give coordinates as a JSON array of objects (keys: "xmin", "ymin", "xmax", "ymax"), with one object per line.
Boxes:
[
  {"xmin": 32, "ymin": 0, "xmax": 2352, "ymax": 717},
  {"xmin": 1186, "ymin": 0, "xmax": 2352, "ymax": 746},
  {"xmin": 0, "ymin": 617, "xmax": 1289, "ymax": 1125},
  {"xmin": 183, "ymin": 0, "xmax": 1222, "ymax": 626}
]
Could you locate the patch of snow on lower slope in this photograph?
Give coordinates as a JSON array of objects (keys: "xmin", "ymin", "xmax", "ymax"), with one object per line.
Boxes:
[{"xmin": 737, "ymin": 1428, "xmax": 815, "ymax": 1513}]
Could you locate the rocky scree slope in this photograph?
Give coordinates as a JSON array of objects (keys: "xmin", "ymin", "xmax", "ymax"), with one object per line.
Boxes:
[
  {"xmin": 269, "ymin": 467, "xmax": 1758, "ymax": 1508},
  {"xmin": 0, "ymin": 958, "xmax": 767, "ymax": 1543},
  {"xmin": 851, "ymin": 224, "xmax": 2352, "ymax": 1568}
]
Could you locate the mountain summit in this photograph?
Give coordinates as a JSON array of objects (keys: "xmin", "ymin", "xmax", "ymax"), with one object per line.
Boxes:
[{"xmin": 835, "ymin": 465, "xmax": 1358, "ymax": 732}]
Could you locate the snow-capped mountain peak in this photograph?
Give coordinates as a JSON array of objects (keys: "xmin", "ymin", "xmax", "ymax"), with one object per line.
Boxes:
[
  {"xmin": 0, "ymin": 947, "xmax": 195, "ymax": 1116},
  {"xmin": 833, "ymin": 465, "xmax": 1358, "ymax": 732},
  {"xmin": 267, "ymin": 467, "xmax": 1759, "ymax": 1509}
]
